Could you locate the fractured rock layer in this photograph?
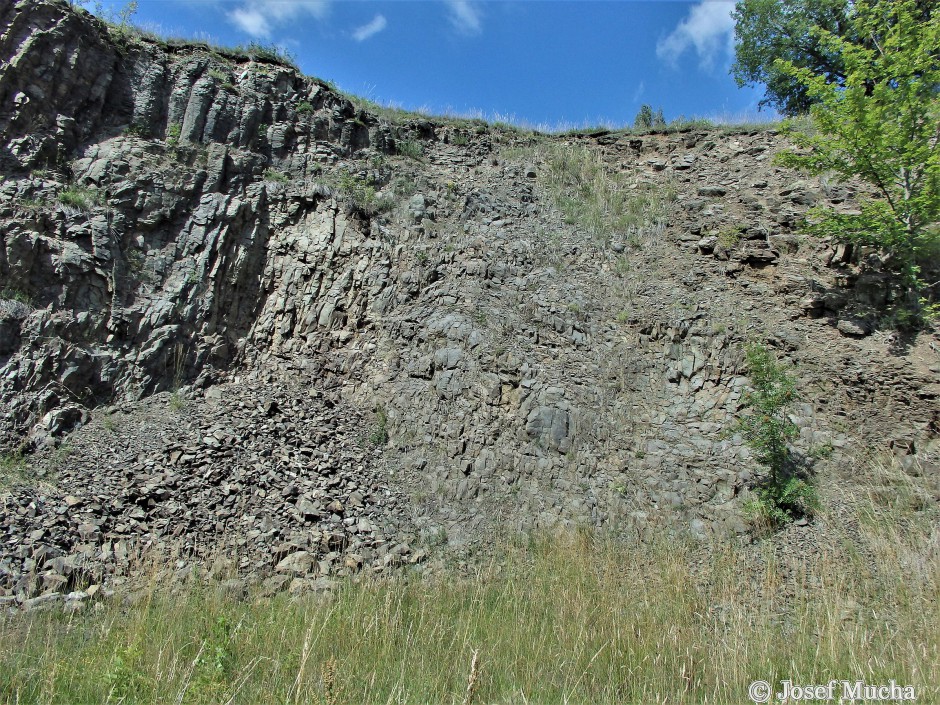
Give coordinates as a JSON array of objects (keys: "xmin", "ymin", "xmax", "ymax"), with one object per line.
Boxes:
[{"xmin": 1, "ymin": 0, "xmax": 937, "ymax": 603}]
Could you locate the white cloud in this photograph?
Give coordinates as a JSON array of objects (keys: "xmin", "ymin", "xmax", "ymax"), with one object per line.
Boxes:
[
  {"xmin": 352, "ymin": 14, "xmax": 387, "ymax": 42},
  {"xmin": 656, "ymin": 1, "xmax": 735, "ymax": 70},
  {"xmin": 446, "ymin": 0, "xmax": 482, "ymax": 35},
  {"xmin": 228, "ymin": 0, "xmax": 331, "ymax": 38}
]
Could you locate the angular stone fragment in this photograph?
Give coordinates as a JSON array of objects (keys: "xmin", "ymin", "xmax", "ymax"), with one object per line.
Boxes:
[{"xmin": 275, "ymin": 551, "xmax": 314, "ymax": 575}]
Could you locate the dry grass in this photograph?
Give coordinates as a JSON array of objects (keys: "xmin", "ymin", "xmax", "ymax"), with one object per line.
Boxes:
[
  {"xmin": 509, "ymin": 142, "xmax": 677, "ymax": 247},
  {"xmin": 0, "ymin": 457, "xmax": 937, "ymax": 704}
]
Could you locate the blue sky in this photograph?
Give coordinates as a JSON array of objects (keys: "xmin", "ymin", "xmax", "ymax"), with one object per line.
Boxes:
[{"xmin": 96, "ymin": 0, "xmax": 775, "ymax": 129}]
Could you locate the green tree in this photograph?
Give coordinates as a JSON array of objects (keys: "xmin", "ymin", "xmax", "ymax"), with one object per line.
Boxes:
[
  {"xmin": 732, "ymin": 0, "xmax": 853, "ymax": 116},
  {"xmin": 735, "ymin": 344, "xmax": 817, "ymax": 529},
  {"xmin": 737, "ymin": 344, "xmax": 797, "ymax": 486},
  {"xmin": 633, "ymin": 105, "xmax": 666, "ymax": 131},
  {"xmin": 652, "ymin": 107, "xmax": 666, "ymax": 129},
  {"xmin": 634, "ymin": 105, "xmax": 653, "ymax": 130},
  {"xmin": 77, "ymin": 1, "xmax": 138, "ymax": 28},
  {"xmin": 775, "ymin": 0, "xmax": 940, "ymax": 286},
  {"xmin": 732, "ymin": 0, "xmax": 935, "ymax": 116}
]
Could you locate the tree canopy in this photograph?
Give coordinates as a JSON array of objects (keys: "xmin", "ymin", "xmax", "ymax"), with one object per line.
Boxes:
[
  {"xmin": 776, "ymin": 0, "xmax": 940, "ymax": 290},
  {"xmin": 633, "ymin": 105, "xmax": 666, "ymax": 131},
  {"xmin": 731, "ymin": 0, "xmax": 853, "ymax": 116},
  {"xmin": 732, "ymin": 0, "xmax": 935, "ymax": 116}
]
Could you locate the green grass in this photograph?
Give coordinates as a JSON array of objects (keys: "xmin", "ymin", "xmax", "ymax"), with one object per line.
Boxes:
[
  {"xmin": 57, "ymin": 186, "xmax": 100, "ymax": 211},
  {"xmin": 716, "ymin": 227, "xmax": 744, "ymax": 250},
  {"xmin": 0, "ymin": 287, "xmax": 32, "ymax": 305},
  {"xmin": 241, "ymin": 41, "xmax": 297, "ymax": 66},
  {"xmin": 331, "ymin": 171, "xmax": 391, "ymax": 215},
  {"xmin": 168, "ymin": 391, "xmax": 187, "ymax": 412},
  {"xmin": 262, "ymin": 168, "xmax": 290, "ymax": 185},
  {"xmin": 395, "ymin": 139, "xmax": 424, "ymax": 160},
  {"xmin": 0, "ymin": 452, "xmax": 29, "ymax": 489},
  {"xmin": 123, "ymin": 122, "xmax": 149, "ymax": 138},
  {"xmin": 165, "ymin": 122, "xmax": 182, "ymax": 148},
  {"xmin": 519, "ymin": 142, "xmax": 677, "ymax": 242},
  {"xmin": 1, "ymin": 463, "xmax": 937, "ymax": 705},
  {"xmin": 368, "ymin": 407, "xmax": 388, "ymax": 446}
]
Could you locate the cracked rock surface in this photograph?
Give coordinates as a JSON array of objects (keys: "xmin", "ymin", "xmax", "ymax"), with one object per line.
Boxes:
[{"xmin": 1, "ymin": 0, "xmax": 938, "ymax": 607}]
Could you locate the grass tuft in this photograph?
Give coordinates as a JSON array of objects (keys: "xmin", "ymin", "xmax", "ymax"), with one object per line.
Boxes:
[
  {"xmin": 395, "ymin": 139, "xmax": 424, "ymax": 160},
  {"xmin": 0, "ymin": 451, "xmax": 29, "ymax": 489},
  {"xmin": 517, "ymin": 142, "xmax": 676, "ymax": 244},
  {"xmin": 262, "ymin": 168, "xmax": 290, "ymax": 185},
  {"xmin": 57, "ymin": 186, "xmax": 101, "ymax": 211}
]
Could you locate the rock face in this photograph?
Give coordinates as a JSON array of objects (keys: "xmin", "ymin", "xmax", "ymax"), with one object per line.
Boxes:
[{"xmin": 1, "ymin": 1, "xmax": 938, "ymax": 603}]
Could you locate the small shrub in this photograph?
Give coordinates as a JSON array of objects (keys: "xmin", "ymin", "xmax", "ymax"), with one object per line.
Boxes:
[
  {"xmin": 105, "ymin": 643, "xmax": 150, "ymax": 699},
  {"xmin": 17, "ymin": 198, "xmax": 42, "ymax": 211},
  {"xmin": 165, "ymin": 122, "xmax": 182, "ymax": 148},
  {"xmin": 716, "ymin": 227, "xmax": 743, "ymax": 250},
  {"xmin": 634, "ymin": 104, "xmax": 666, "ymax": 131},
  {"xmin": 369, "ymin": 407, "xmax": 389, "ymax": 446},
  {"xmin": 396, "ymin": 140, "xmax": 424, "ymax": 160},
  {"xmin": 0, "ymin": 288, "xmax": 32, "ymax": 306},
  {"xmin": 262, "ymin": 168, "xmax": 289, "ymax": 184},
  {"xmin": 123, "ymin": 121, "xmax": 149, "ymax": 138},
  {"xmin": 58, "ymin": 186, "xmax": 99, "ymax": 211},
  {"xmin": 334, "ymin": 171, "xmax": 390, "ymax": 215},
  {"xmin": 189, "ymin": 614, "xmax": 235, "ymax": 698},
  {"xmin": 99, "ymin": 0, "xmax": 141, "ymax": 42},
  {"xmin": 809, "ymin": 442, "xmax": 834, "ymax": 460},
  {"xmin": 734, "ymin": 342, "xmax": 816, "ymax": 531},
  {"xmin": 207, "ymin": 68, "xmax": 228, "ymax": 82},
  {"xmin": 125, "ymin": 248, "xmax": 146, "ymax": 274},
  {"xmin": 168, "ymin": 391, "xmax": 186, "ymax": 412},
  {"xmin": 296, "ymin": 101, "xmax": 314, "ymax": 115},
  {"xmin": 744, "ymin": 477, "xmax": 819, "ymax": 530},
  {"xmin": 389, "ymin": 175, "xmax": 419, "ymax": 198}
]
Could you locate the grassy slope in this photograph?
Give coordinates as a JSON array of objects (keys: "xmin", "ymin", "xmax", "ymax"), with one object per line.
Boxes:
[{"xmin": 1, "ymin": 457, "xmax": 937, "ymax": 705}]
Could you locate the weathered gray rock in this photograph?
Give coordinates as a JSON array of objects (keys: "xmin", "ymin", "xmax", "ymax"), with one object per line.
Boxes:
[
  {"xmin": 0, "ymin": 0, "xmax": 936, "ymax": 608},
  {"xmin": 836, "ymin": 318, "xmax": 871, "ymax": 337}
]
